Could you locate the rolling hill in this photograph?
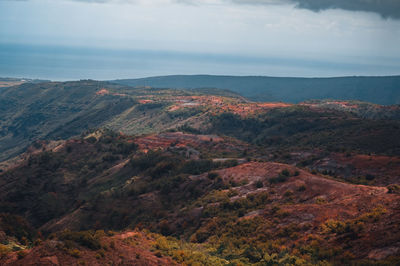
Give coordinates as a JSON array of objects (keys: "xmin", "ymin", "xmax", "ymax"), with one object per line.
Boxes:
[
  {"xmin": 1, "ymin": 79, "xmax": 400, "ymax": 265},
  {"xmin": 1, "ymin": 130, "xmax": 400, "ymax": 265},
  {"xmin": 0, "ymin": 80, "xmax": 137, "ymax": 161},
  {"xmin": 112, "ymin": 75, "xmax": 400, "ymax": 105}
]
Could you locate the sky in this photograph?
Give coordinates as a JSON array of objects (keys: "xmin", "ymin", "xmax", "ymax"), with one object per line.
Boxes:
[{"xmin": 0, "ymin": 0, "xmax": 400, "ymax": 79}]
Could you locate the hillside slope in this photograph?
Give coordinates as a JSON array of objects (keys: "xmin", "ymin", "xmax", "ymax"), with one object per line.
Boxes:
[
  {"xmin": 1, "ymin": 131, "xmax": 400, "ymax": 265},
  {"xmin": 112, "ymin": 75, "xmax": 400, "ymax": 105},
  {"xmin": 0, "ymin": 80, "xmax": 137, "ymax": 161},
  {"xmin": 2, "ymin": 80, "xmax": 400, "ymax": 163}
]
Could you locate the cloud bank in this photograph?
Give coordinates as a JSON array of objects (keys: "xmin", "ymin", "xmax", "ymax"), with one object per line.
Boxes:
[
  {"xmin": 284, "ymin": 0, "xmax": 400, "ymax": 19},
  {"xmin": 5, "ymin": 0, "xmax": 400, "ymax": 19}
]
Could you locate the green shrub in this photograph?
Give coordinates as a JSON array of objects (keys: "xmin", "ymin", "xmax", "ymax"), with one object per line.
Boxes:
[
  {"xmin": 387, "ymin": 184, "xmax": 400, "ymax": 194},
  {"xmin": 58, "ymin": 230, "xmax": 101, "ymax": 250},
  {"xmin": 17, "ymin": 250, "xmax": 27, "ymax": 259},
  {"xmin": 297, "ymin": 185, "xmax": 306, "ymax": 191},
  {"xmin": 0, "ymin": 244, "xmax": 10, "ymax": 259},
  {"xmin": 281, "ymin": 169, "xmax": 290, "ymax": 177},
  {"xmin": 255, "ymin": 180, "xmax": 264, "ymax": 188},
  {"xmin": 68, "ymin": 249, "xmax": 81, "ymax": 258},
  {"xmin": 365, "ymin": 174, "xmax": 375, "ymax": 181},
  {"xmin": 0, "ymin": 214, "xmax": 35, "ymax": 243},
  {"xmin": 181, "ymin": 159, "xmax": 214, "ymax": 175},
  {"xmin": 283, "ymin": 190, "xmax": 293, "ymax": 197},
  {"xmin": 269, "ymin": 175, "xmax": 288, "ymax": 184},
  {"xmin": 86, "ymin": 136, "xmax": 97, "ymax": 144},
  {"xmin": 207, "ymin": 172, "xmax": 219, "ymax": 180},
  {"xmin": 315, "ymin": 197, "xmax": 326, "ymax": 204}
]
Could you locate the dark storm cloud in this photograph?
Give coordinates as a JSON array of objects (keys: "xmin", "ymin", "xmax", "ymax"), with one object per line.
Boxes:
[{"xmin": 231, "ymin": 0, "xmax": 400, "ymax": 19}]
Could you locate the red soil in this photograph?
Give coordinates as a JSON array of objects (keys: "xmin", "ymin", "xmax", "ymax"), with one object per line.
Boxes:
[
  {"xmin": 1, "ymin": 231, "xmax": 176, "ymax": 266},
  {"xmin": 212, "ymin": 162, "xmax": 400, "ymax": 258},
  {"xmin": 135, "ymin": 132, "xmax": 224, "ymax": 151},
  {"xmin": 310, "ymin": 152, "xmax": 400, "ymax": 185},
  {"xmin": 96, "ymin": 88, "xmax": 127, "ymax": 97}
]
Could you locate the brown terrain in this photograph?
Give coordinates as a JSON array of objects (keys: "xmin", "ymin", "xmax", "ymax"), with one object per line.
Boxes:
[
  {"xmin": 195, "ymin": 162, "xmax": 400, "ymax": 258},
  {"xmin": 1, "ymin": 85, "xmax": 400, "ymax": 265},
  {"xmin": 1, "ymin": 231, "xmax": 176, "ymax": 266},
  {"xmin": 135, "ymin": 94, "xmax": 291, "ymax": 116},
  {"xmin": 289, "ymin": 150, "xmax": 400, "ymax": 185},
  {"xmin": 3, "ymin": 160, "xmax": 399, "ymax": 264}
]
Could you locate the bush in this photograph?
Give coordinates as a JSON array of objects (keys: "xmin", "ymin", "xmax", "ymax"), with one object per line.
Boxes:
[
  {"xmin": 207, "ymin": 172, "xmax": 219, "ymax": 180},
  {"xmin": 58, "ymin": 230, "xmax": 101, "ymax": 250},
  {"xmin": 365, "ymin": 174, "xmax": 375, "ymax": 181},
  {"xmin": 315, "ymin": 197, "xmax": 326, "ymax": 204},
  {"xmin": 321, "ymin": 219, "xmax": 347, "ymax": 234},
  {"xmin": 222, "ymin": 160, "xmax": 238, "ymax": 168},
  {"xmin": 130, "ymin": 151, "xmax": 166, "ymax": 171},
  {"xmin": 269, "ymin": 175, "xmax": 288, "ymax": 184},
  {"xmin": 321, "ymin": 219, "xmax": 364, "ymax": 236},
  {"xmin": 0, "ymin": 244, "xmax": 10, "ymax": 259},
  {"xmin": 181, "ymin": 160, "xmax": 214, "ymax": 175},
  {"xmin": 387, "ymin": 184, "xmax": 400, "ymax": 194},
  {"xmin": 0, "ymin": 214, "xmax": 35, "ymax": 243},
  {"xmin": 255, "ymin": 180, "xmax": 264, "ymax": 188},
  {"xmin": 297, "ymin": 185, "xmax": 306, "ymax": 192},
  {"xmin": 17, "ymin": 250, "xmax": 27, "ymax": 259},
  {"xmin": 269, "ymin": 169, "xmax": 293, "ymax": 184},
  {"xmin": 283, "ymin": 190, "xmax": 293, "ymax": 197},
  {"xmin": 68, "ymin": 249, "xmax": 81, "ymax": 258},
  {"xmin": 86, "ymin": 136, "xmax": 97, "ymax": 144},
  {"xmin": 281, "ymin": 169, "xmax": 290, "ymax": 177}
]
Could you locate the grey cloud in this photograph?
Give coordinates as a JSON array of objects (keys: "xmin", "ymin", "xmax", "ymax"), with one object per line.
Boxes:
[{"xmin": 231, "ymin": 0, "xmax": 400, "ymax": 19}]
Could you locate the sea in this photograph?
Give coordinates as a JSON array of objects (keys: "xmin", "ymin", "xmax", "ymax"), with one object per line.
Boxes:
[{"xmin": 0, "ymin": 43, "xmax": 398, "ymax": 81}]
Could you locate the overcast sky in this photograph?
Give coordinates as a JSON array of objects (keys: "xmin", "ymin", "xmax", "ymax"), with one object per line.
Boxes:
[{"xmin": 0, "ymin": 0, "xmax": 399, "ymax": 78}]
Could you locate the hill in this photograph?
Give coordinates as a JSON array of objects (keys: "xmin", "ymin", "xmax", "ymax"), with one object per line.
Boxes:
[
  {"xmin": 112, "ymin": 75, "xmax": 400, "ymax": 105},
  {"xmin": 0, "ymin": 80, "xmax": 249, "ymax": 162},
  {"xmin": 1, "ymin": 80, "xmax": 400, "ymax": 264},
  {"xmin": 1, "ymin": 131, "xmax": 400, "ymax": 265},
  {"xmin": 0, "ymin": 80, "xmax": 136, "ymax": 161},
  {"xmin": 2, "ymin": 79, "xmax": 400, "ymax": 163}
]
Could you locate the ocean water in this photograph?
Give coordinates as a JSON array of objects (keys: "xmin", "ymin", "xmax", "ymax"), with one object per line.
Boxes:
[{"xmin": 0, "ymin": 43, "xmax": 399, "ymax": 81}]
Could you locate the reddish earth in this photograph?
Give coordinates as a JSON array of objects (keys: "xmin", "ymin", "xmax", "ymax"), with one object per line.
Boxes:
[
  {"xmin": 308, "ymin": 152, "xmax": 400, "ymax": 185},
  {"xmin": 95, "ymin": 88, "xmax": 110, "ymax": 95},
  {"xmin": 215, "ymin": 162, "xmax": 390, "ymax": 210},
  {"xmin": 1, "ymin": 231, "xmax": 176, "ymax": 266},
  {"xmin": 135, "ymin": 94, "xmax": 291, "ymax": 116},
  {"xmin": 209, "ymin": 162, "xmax": 400, "ymax": 258},
  {"xmin": 138, "ymin": 99, "xmax": 154, "ymax": 104},
  {"xmin": 135, "ymin": 132, "xmax": 223, "ymax": 151},
  {"xmin": 134, "ymin": 132, "xmax": 250, "ymax": 160},
  {"xmin": 333, "ymin": 153, "xmax": 400, "ymax": 184},
  {"xmin": 96, "ymin": 88, "xmax": 127, "ymax": 97}
]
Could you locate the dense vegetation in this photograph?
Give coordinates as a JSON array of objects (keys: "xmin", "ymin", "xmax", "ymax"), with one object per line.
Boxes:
[{"xmin": 207, "ymin": 107, "xmax": 400, "ymax": 156}]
